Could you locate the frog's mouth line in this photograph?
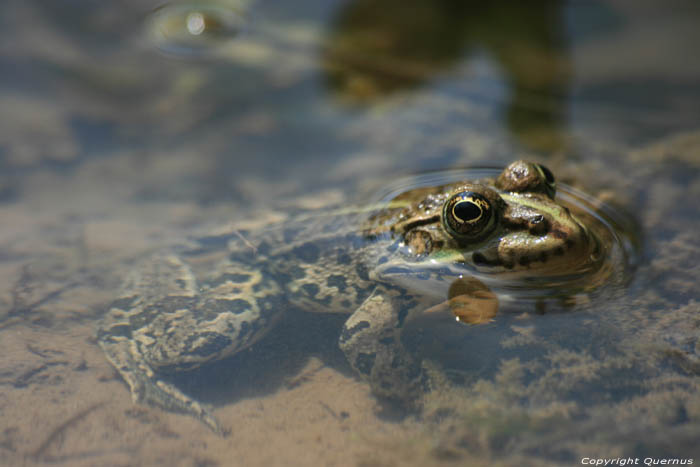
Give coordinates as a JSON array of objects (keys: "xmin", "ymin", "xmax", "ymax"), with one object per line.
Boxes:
[
  {"xmin": 373, "ymin": 244, "xmax": 604, "ymax": 299},
  {"xmin": 383, "ymin": 240, "xmax": 536, "ymax": 276}
]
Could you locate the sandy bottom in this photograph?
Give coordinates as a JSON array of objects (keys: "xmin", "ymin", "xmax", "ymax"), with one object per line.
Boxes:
[
  {"xmin": 0, "ymin": 325, "xmax": 369, "ymax": 466},
  {"xmin": 0, "ymin": 321, "xmax": 496, "ymax": 467}
]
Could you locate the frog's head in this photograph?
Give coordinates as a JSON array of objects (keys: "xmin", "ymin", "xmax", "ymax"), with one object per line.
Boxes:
[{"xmin": 369, "ymin": 161, "xmax": 603, "ymax": 286}]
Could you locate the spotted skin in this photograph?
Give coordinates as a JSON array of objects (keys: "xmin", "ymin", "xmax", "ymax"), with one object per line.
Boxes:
[
  {"xmin": 97, "ymin": 161, "xmax": 606, "ymax": 434},
  {"xmin": 98, "ymin": 255, "xmax": 282, "ymax": 434},
  {"xmin": 339, "ymin": 285, "xmax": 432, "ymax": 402}
]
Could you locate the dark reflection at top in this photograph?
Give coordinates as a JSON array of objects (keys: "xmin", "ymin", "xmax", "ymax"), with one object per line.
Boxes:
[{"xmin": 322, "ymin": 0, "xmax": 572, "ymax": 150}]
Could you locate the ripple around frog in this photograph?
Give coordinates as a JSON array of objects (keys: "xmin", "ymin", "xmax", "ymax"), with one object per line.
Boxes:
[{"xmin": 368, "ymin": 167, "xmax": 642, "ymax": 311}]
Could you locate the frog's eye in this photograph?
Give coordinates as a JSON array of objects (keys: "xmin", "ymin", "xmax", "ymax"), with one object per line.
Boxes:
[
  {"xmin": 442, "ymin": 191, "xmax": 497, "ymax": 242},
  {"xmin": 535, "ymin": 163, "xmax": 556, "ymax": 198}
]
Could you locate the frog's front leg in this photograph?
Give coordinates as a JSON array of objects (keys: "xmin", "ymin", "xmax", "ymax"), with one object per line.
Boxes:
[{"xmin": 339, "ymin": 285, "xmax": 426, "ymax": 404}]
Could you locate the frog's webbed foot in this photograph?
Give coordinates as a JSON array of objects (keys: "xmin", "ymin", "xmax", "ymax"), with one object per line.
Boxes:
[
  {"xmin": 97, "ymin": 254, "xmax": 281, "ymax": 435},
  {"xmin": 98, "ymin": 338, "xmax": 227, "ymax": 435},
  {"xmin": 339, "ymin": 286, "xmax": 425, "ymax": 405},
  {"xmin": 97, "ymin": 255, "xmax": 231, "ymax": 435}
]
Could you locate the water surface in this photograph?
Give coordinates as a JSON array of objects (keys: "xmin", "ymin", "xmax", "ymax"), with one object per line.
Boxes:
[{"xmin": 1, "ymin": 1, "xmax": 699, "ymax": 465}]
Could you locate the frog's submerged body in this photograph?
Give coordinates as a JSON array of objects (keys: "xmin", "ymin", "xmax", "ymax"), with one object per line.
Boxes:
[{"xmin": 97, "ymin": 161, "xmax": 607, "ymax": 434}]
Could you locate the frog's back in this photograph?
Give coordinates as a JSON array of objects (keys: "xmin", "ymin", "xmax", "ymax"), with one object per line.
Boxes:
[{"xmin": 227, "ymin": 211, "xmax": 382, "ymax": 314}]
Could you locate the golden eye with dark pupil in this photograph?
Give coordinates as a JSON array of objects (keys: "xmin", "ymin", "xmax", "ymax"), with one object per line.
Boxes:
[
  {"xmin": 442, "ymin": 191, "xmax": 496, "ymax": 242},
  {"xmin": 452, "ymin": 199, "xmax": 484, "ymax": 223}
]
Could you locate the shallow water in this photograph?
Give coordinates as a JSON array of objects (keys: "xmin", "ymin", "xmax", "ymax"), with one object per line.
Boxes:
[{"xmin": 1, "ymin": 0, "xmax": 700, "ymax": 465}]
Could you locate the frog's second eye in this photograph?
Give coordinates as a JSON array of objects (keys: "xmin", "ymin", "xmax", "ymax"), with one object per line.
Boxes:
[
  {"xmin": 442, "ymin": 191, "xmax": 497, "ymax": 242},
  {"xmin": 496, "ymin": 160, "xmax": 557, "ymax": 199},
  {"xmin": 535, "ymin": 163, "xmax": 556, "ymax": 198}
]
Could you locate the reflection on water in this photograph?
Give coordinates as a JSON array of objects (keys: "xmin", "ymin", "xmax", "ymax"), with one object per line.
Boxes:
[
  {"xmin": 323, "ymin": 0, "xmax": 572, "ymax": 151},
  {"xmin": 147, "ymin": 1, "xmax": 248, "ymax": 57},
  {"xmin": 148, "ymin": 0, "xmax": 573, "ymax": 152},
  {"xmin": 1, "ymin": 0, "xmax": 700, "ymax": 464}
]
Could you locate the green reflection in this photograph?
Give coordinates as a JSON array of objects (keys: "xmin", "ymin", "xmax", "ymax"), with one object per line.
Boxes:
[{"xmin": 323, "ymin": 0, "xmax": 572, "ymax": 151}]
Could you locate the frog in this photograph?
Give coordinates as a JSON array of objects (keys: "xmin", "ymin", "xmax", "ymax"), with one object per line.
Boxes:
[{"xmin": 97, "ymin": 160, "xmax": 606, "ymax": 435}]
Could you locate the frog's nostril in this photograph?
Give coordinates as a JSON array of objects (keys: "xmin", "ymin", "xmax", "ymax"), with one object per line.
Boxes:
[
  {"xmin": 472, "ymin": 252, "xmax": 488, "ymax": 266},
  {"xmin": 528, "ymin": 215, "xmax": 549, "ymax": 235}
]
